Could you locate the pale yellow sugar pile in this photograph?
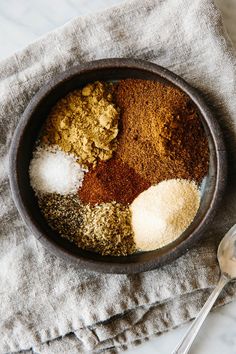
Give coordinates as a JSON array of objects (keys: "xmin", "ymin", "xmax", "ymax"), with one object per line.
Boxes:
[{"xmin": 130, "ymin": 179, "xmax": 200, "ymax": 251}]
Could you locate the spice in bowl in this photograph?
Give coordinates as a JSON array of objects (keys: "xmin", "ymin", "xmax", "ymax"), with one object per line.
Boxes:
[
  {"xmin": 130, "ymin": 179, "xmax": 201, "ymax": 251},
  {"xmin": 78, "ymin": 158, "xmax": 151, "ymax": 205},
  {"xmin": 115, "ymin": 79, "xmax": 208, "ymax": 184},
  {"xmin": 42, "ymin": 81, "xmax": 119, "ymax": 167},
  {"xmin": 39, "ymin": 195, "xmax": 135, "ymax": 256},
  {"xmin": 29, "ymin": 145, "xmax": 86, "ymax": 195},
  {"xmin": 29, "ymin": 79, "xmax": 209, "ymax": 256}
]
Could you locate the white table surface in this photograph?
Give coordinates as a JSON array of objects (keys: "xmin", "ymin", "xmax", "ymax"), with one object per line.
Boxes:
[{"xmin": 1, "ymin": 1, "xmax": 236, "ymax": 353}]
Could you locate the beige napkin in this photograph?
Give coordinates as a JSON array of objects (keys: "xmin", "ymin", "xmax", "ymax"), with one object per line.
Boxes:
[{"xmin": 1, "ymin": 0, "xmax": 236, "ymax": 353}]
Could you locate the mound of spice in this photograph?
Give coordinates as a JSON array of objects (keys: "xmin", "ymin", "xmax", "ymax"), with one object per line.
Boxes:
[
  {"xmin": 29, "ymin": 145, "xmax": 86, "ymax": 195},
  {"xmin": 38, "ymin": 193, "xmax": 83, "ymax": 239},
  {"xmin": 130, "ymin": 179, "xmax": 200, "ymax": 251},
  {"xmin": 79, "ymin": 201, "xmax": 136, "ymax": 256},
  {"xmin": 39, "ymin": 194, "xmax": 136, "ymax": 256},
  {"xmin": 115, "ymin": 79, "xmax": 209, "ymax": 184},
  {"xmin": 78, "ymin": 158, "xmax": 150, "ymax": 205},
  {"xmin": 42, "ymin": 81, "xmax": 119, "ymax": 167}
]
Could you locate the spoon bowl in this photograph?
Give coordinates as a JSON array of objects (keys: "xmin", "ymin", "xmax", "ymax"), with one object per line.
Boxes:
[
  {"xmin": 173, "ymin": 223, "xmax": 236, "ymax": 354},
  {"xmin": 218, "ymin": 224, "xmax": 236, "ymax": 279}
]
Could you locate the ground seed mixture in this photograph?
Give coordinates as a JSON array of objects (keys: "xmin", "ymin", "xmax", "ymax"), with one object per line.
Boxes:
[
  {"xmin": 39, "ymin": 194, "xmax": 136, "ymax": 256},
  {"xmin": 79, "ymin": 201, "xmax": 136, "ymax": 256},
  {"xmin": 115, "ymin": 79, "xmax": 209, "ymax": 184},
  {"xmin": 42, "ymin": 81, "xmax": 119, "ymax": 167}
]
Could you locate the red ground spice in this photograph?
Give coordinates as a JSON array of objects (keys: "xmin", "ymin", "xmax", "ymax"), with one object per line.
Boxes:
[{"xmin": 78, "ymin": 158, "xmax": 150, "ymax": 205}]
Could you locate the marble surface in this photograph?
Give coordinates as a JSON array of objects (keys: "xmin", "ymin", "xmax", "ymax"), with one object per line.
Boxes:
[{"xmin": 0, "ymin": 0, "xmax": 236, "ymax": 353}]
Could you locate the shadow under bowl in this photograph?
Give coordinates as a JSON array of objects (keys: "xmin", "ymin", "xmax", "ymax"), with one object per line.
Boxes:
[{"xmin": 9, "ymin": 58, "xmax": 227, "ymax": 274}]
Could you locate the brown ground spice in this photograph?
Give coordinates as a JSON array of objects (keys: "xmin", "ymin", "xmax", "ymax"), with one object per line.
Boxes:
[
  {"xmin": 114, "ymin": 79, "xmax": 209, "ymax": 184},
  {"xmin": 78, "ymin": 158, "xmax": 150, "ymax": 205}
]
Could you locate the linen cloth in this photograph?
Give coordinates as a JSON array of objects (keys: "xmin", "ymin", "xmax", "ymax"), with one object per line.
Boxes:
[{"xmin": 1, "ymin": 0, "xmax": 236, "ymax": 352}]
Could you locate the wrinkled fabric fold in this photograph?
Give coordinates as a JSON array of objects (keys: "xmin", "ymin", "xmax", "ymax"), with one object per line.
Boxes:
[{"xmin": 1, "ymin": 0, "xmax": 236, "ymax": 352}]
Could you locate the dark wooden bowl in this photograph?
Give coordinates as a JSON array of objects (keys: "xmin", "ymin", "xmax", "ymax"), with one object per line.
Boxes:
[{"xmin": 9, "ymin": 58, "xmax": 226, "ymax": 274}]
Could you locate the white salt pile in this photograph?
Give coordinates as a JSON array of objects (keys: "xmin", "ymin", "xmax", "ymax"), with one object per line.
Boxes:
[
  {"xmin": 29, "ymin": 145, "xmax": 86, "ymax": 195},
  {"xmin": 130, "ymin": 179, "xmax": 200, "ymax": 251}
]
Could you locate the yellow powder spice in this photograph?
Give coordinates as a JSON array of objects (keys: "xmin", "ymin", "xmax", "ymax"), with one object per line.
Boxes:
[{"xmin": 42, "ymin": 81, "xmax": 119, "ymax": 167}]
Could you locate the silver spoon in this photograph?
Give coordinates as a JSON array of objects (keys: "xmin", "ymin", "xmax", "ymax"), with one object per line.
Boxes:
[{"xmin": 172, "ymin": 224, "xmax": 236, "ymax": 354}]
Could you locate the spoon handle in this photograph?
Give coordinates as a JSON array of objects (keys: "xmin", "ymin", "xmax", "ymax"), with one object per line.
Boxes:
[{"xmin": 172, "ymin": 275, "xmax": 229, "ymax": 354}]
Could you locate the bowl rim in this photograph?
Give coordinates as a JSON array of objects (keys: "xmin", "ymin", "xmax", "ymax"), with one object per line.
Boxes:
[{"xmin": 9, "ymin": 58, "xmax": 227, "ymax": 273}]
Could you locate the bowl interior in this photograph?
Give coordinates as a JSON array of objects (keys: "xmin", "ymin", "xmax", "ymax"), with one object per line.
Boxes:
[{"xmin": 10, "ymin": 60, "xmax": 224, "ymax": 273}]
